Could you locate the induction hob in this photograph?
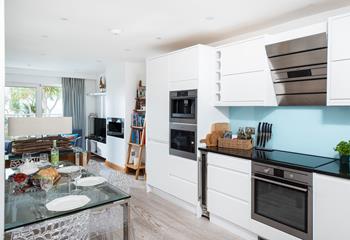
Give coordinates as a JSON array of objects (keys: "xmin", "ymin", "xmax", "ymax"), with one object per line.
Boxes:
[{"xmin": 253, "ymin": 148, "xmax": 336, "ymax": 171}]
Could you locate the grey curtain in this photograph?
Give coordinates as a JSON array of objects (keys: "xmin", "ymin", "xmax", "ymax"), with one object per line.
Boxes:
[{"xmin": 62, "ymin": 78, "xmax": 86, "ymax": 148}]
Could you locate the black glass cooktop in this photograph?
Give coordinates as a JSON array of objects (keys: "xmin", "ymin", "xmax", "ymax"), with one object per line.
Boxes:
[{"xmin": 253, "ymin": 149, "xmax": 336, "ymax": 170}]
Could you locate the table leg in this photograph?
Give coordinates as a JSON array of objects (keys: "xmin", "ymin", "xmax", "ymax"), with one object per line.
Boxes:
[{"xmin": 122, "ymin": 201, "xmax": 130, "ymax": 240}]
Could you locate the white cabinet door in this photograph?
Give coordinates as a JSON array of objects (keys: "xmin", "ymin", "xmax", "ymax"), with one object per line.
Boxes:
[
  {"xmin": 314, "ymin": 173, "xmax": 350, "ymax": 240},
  {"xmin": 168, "ymin": 47, "xmax": 198, "ymax": 82},
  {"xmin": 220, "ymin": 37, "xmax": 266, "ymax": 75},
  {"xmin": 146, "ymin": 56, "xmax": 169, "ymax": 143},
  {"xmin": 220, "ymin": 71, "xmax": 266, "ymax": 105},
  {"xmin": 329, "ymin": 14, "xmax": 350, "ymax": 61},
  {"xmin": 146, "ymin": 140, "xmax": 169, "ymax": 192},
  {"xmin": 327, "ymin": 60, "xmax": 350, "ymax": 105}
]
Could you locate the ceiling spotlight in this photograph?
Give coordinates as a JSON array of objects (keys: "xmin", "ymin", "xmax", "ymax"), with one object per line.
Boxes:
[
  {"xmin": 96, "ymin": 59, "xmax": 102, "ymax": 63},
  {"xmin": 60, "ymin": 17, "xmax": 69, "ymax": 21},
  {"xmin": 156, "ymin": 37, "xmax": 162, "ymax": 40},
  {"xmin": 124, "ymin": 48, "xmax": 131, "ymax": 52},
  {"xmin": 41, "ymin": 35, "xmax": 49, "ymax": 38},
  {"xmin": 27, "ymin": 64, "xmax": 32, "ymax": 67},
  {"xmin": 110, "ymin": 29, "xmax": 122, "ymax": 35},
  {"xmin": 40, "ymin": 53, "xmax": 46, "ymax": 56}
]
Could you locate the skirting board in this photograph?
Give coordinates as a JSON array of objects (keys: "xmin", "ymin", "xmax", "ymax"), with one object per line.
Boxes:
[
  {"xmin": 147, "ymin": 184, "xmax": 197, "ymax": 214},
  {"xmin": 210, "ymin": 214, "xmax": 258, "ymax": 240},
  {"xmin": 104, "ymin": 160, "xmax": 125, "ymax": 172}
]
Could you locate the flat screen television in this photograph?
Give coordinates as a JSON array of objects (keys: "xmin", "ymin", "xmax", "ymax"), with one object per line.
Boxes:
[{"xmin": 93, "ymin": 118, "xmax": 106, "ymax": 143}]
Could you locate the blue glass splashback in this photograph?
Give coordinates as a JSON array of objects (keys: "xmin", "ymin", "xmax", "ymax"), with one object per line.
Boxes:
[{"xmin": 229, "ymin": 106, "xmax": 350, "ymax": 158}]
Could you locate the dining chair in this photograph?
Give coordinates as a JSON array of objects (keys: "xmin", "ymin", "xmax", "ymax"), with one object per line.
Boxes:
[{"xmin": 8, "ymin": 210, "xmax": 90, "ymax": 240}]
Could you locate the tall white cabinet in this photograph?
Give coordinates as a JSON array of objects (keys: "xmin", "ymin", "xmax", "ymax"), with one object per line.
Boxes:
[
  {"xmin": 146, "ymin": 45, "xmax": 229, "ymax": 209},
  {"xmin": 327, "ymin": 13, "xmax": 350, "ymax": 106}
]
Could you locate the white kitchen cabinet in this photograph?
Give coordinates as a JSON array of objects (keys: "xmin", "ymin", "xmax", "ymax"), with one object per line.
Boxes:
[
  {"xmin": 215, "ymin": 36, "xmax": 276, "ymax": 106},
  {"xmin": 314, "ymin": 173, "xmax": 350, "ymax": 240},
  {"xmin": 207, "ymin": 153, "xmax": 251, "ymax": 230},
  {"xmin": 168, "ymin": 47, "xmax": 198, "ymax": 82},
  {"xmin": 220, "ymin": 36, "xmax": 267, "ymax": 75},
  {"xmin": 146, "ymin": 140, "xmax": 169, "ymax": 192},
  {"xmin": 328, "ymin": 60, "xmax": 350, "ymax": 105},
  {"xmin": 146, "ymin": 56, "xmax": 169, "ymax": 143},
  {"xmin": 327, "ymin": 13, "xmax": 350, "ymax": 105},
  {"xmin": 220, "ymin": 71, "xmax": 266, "ymax": 105},
  {"xmin": 328, "ymin": 13, "xmax": 350, "ymax": 61}
]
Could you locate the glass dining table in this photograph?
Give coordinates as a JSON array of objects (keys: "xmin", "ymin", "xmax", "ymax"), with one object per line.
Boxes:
[{"xmin": 4, "ymin": 161, "xmax": 131, "ymax": 240}]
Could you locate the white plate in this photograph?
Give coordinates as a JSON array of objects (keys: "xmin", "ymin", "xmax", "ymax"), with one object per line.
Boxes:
[
  {"xmin": 19, "ymin": 166, "xmax": 39, "ymax": 175},
  {"xmin": 46, "ymin": 195, "xmax": 90, "ymax": 212},
  {"xmin": 74, "ymin": 176, "xmax": 107, "ymax": 187},
  {"xmin": 57, "ymin": 166, "xmax": 81, "ymax": 174}
]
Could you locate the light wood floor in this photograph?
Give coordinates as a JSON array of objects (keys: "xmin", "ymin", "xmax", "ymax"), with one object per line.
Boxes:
[{"xmin": 127, "ymin": 177, "xmax": 242, "ymax": 240}]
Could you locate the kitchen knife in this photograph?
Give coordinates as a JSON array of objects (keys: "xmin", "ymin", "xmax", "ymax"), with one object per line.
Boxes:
[
  {"xmin": 261, "ymin": 122, "xmax": 266, "ymax": 147},
  {"xmin": 256, "ymin": 122, "xmax": 261, "ymax": 147}
]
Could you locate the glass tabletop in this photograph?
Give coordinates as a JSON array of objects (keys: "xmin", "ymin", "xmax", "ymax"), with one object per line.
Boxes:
[{"xmin": 5, "ymin": 163, "xmax": 130, "ymax": 231}]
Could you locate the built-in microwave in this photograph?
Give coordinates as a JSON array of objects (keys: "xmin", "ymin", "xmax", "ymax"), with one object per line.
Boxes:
[
  {"xmin": 170, "ymin": 90, "xmax": 197, "ymax": 124},
  {"xmin": 169, "ymin": 122, "xmax": 197, "ymax": 160},
  {"xmin": 107, "ymin": 118, "xmax": 124, "ymax": 138}
]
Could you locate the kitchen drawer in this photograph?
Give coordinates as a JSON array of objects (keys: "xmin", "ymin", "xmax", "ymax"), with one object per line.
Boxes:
[
  {"xmin": 169, "ymin": 155, "xmax": 197, "ymax": 184},
  {"xmin": 208, "ymin": 189, "xmax": 250, "ymax": 230},
  {"xmin": 207, "ymin": 152, "xmax": 251, "ymax": 174},
  {"xmin": 208, "ymin": 165, "xmax": 250, "ymax": 202},
  {"xmin": 169, "ymin": 174, "xmax": 197, "ymax": 205}
]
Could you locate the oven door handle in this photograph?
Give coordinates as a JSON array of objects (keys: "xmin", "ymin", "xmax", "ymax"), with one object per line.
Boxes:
[{"xmin": 252, "ymin": 176, "xmax": 308, "ymax": 192}]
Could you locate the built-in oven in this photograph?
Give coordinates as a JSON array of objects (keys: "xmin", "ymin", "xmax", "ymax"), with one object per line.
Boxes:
[
  {"xmin": 169, "ymin": 122, "xmax": 197, "ymax": 160},
  {"xmin": 107, "ymin": 118, "xmax": 124, "ymax": 138},
  {"xmin": 170, "ymin": 90, "xmax": 197, "ymax": 124},
  {"xmin": 252, "ymin": 162, "xmax": 313, "ymax": 240}
]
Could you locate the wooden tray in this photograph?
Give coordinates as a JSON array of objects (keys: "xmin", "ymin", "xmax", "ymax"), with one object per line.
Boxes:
[{"xmin": 218, "ymin": 138, "xmax": 253, "ymax": 150}]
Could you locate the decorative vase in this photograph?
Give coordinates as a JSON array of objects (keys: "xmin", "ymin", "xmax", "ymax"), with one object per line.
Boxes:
[
  {"xmin": 340, "ymin": 155, "xmax": 350, "ymax": 174},
  {"xmin": 340, "ymin": 155, "xmax": 350, "ymax": 164}
]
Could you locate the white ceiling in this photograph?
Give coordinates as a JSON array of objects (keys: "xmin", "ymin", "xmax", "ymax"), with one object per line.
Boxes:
[{"xmin": 5, "ymin": 0, "xmax": 350, "ymax": 75}]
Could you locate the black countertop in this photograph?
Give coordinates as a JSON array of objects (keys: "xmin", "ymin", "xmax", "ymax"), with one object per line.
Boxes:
[{"xmin": 199, "ymin": 146, "xmax": 350, "ymax": 180}]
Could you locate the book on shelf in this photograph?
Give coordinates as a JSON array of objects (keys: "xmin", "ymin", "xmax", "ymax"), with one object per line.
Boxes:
[{"xmin": 132, "ymin": 112, "xmax": 145, "ymax": 127}]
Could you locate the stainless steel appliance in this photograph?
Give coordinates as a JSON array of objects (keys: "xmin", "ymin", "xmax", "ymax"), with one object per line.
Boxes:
[
  {"xmin": 169, "ymin": 122, "xmax": 197, "ymax": 160},
  {"xmin": 198, "ymin": 151, "xmax": 209, "ymax": 218},
  {"xmin": 266, "ymin": 33, "xmax": 327, "ymax": 106},
  {"xmin": 170, "ymin": 90, "xmax": 197, "ymax": 124},
  {"xmin": 107, "ymin": 118, "xmax": 124, "ymax": 138},
  {"xmin": 252, "ymin": 162, "xmax": 313, "ymax": 240}
]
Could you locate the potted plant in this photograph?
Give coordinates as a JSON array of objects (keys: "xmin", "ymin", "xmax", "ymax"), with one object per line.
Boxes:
[{"xmin": 335, "ymin": 140, "xmax": 350, "ymax": 163}]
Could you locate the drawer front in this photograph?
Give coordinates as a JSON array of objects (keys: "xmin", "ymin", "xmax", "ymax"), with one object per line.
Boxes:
[
  {"xmin": 208, "ymin": 165, "xmax": 250, "ymax": 201},
  {"xmin": 207, "ymin": 152, "xmax": 251, "ymax": 173},
  {"xmin": 208, "ymin": 189, "xmax": 250, "ymax": 229},
  {"xmin": 169, "ymin": 174, "xmax": 197, "ymax": 205},
  {"xmin": 169, "ymin": 155, "xmax": 197, "ymax": 184}
]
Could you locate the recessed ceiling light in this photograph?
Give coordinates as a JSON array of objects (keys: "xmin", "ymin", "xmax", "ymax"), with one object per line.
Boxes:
[
  {"xmin": 124, "ymin": 48, "xmax": 131, "ymax": 52},
  {"xmin": 96, "ymin": 59, "xmax": 102, "ymax": 63},
  {"xmin": 156, "ymin": 37, "xmax": 162, "ymax": 40},
  {"xmin": 110, "ymin": 28, "xmax": 122, "ymax": 35},
  {"xmin": 27, "ymin": 64, "xmax": 32, "ymax": 67},
  {"xmin": 205, "ymin": 16, "xmax": 215, "ymax": 21},
  {"xmin": 41, "ymin": 35, "xmax": 49, "ymax": 38},
  {"xmin": 60, "ymin": 17, "xmax": 69, "ymax": 21},
  {"xmin": 40, "ymin": 53, "xmax": 46, "ymax": 56}
]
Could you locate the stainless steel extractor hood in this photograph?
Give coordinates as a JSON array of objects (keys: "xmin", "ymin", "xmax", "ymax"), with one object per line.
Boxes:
[{"xmin": 266, "ymin": 33, "xmax": 327, "ymax": 106}]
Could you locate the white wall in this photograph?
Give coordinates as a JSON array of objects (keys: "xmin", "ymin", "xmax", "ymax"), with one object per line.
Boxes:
[{"xmin": 104, "ymin": 62, "xmax": 145, "ymax": 166}]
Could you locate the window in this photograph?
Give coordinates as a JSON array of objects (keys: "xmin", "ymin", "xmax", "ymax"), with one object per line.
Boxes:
[
  {"xmin": 41, "ymin": 86, "xmax": 63, "ymax": 117},
  {"xmin": 4, "ymin": 85, "xmax": 63, "ymax": 137}
]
